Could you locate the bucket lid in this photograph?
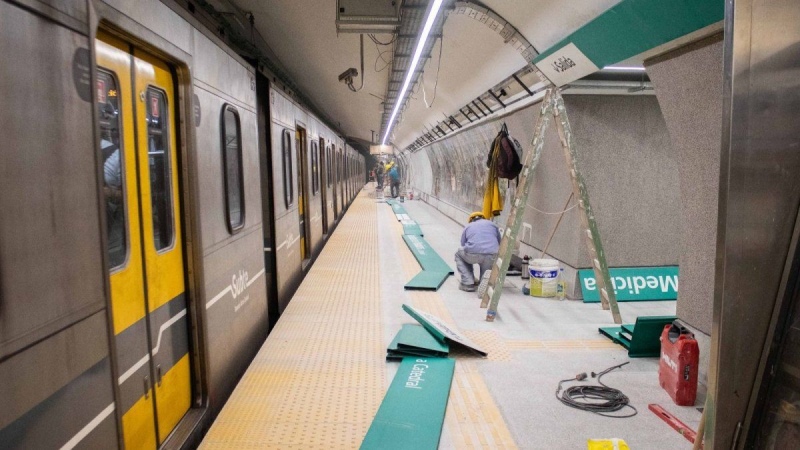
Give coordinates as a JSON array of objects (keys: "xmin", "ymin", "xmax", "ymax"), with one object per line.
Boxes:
[{"xmin": 531, "ymin": 258, "xmax": 558, "ymax": 266}]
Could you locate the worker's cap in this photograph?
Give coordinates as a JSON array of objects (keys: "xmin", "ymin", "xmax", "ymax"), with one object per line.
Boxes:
[{"xmin": 468, "ymin": 212, "xmax": 484, "ymax": 222}]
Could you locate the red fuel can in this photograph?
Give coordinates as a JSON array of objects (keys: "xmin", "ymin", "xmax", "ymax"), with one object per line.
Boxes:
[{"xmin": 659, "ymin": 322, "xmax": 699, "ymax": 406}]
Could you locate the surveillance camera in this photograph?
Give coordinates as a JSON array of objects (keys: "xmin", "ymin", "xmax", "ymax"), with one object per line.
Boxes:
[{"xmin": 338, "ymin": 68, "xmax": 358, "ymax": 83}]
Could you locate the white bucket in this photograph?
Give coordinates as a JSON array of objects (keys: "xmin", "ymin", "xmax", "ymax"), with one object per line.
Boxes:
[{"xmin": 529, "ymin": 258, "xmax": 559, "ymax": 297}]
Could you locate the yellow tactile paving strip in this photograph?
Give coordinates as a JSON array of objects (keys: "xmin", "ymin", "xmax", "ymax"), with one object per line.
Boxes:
[
  {"xmin": 201, "ymin": 192, "xmax": 385, "ymax": 449},
  {"xmin": 506, "ymin": 339, "xmax": 623, "ymax": 350},
  {"xmin": 387, "ymin": 211, "xmax": 517, "ymax": 449}
]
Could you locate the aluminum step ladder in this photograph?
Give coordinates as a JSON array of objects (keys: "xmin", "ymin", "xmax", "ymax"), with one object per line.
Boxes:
[{"xmin": 480, "ymin": 88, "xmax": 622, "ymax": 324}]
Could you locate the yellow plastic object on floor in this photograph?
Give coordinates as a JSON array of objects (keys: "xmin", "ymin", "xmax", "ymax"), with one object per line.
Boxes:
[{"xmin": 587, "ymin": 438, "xmax": 630, "ymax": 450}]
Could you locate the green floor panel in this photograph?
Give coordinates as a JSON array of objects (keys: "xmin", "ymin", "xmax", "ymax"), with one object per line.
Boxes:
[
  {"xmin": 404, "ymin": 271, "xmax": 450, "ymax": 291},
  {"xmin": 598, "ymin": 316, "xmax": 676, "ymax": 357},
  {"xmin": 387, "ymin": 348, "xmax": 444, "ymax": 359},
  {"xmin": 389, "ymin": 324, "xmax": 449, "ymax": 356},
  {"xmin": 360, "ymin": 357, "xmax": 455, "ymax": 450},
  {"xmin": 402, "ymin": 235, "xmax": 453, "ymax": 274},
  {"xmin": 401, "ymin": 234, "xmax": 453, "ymax": 291},
  {"xmin": 627, "ymin": 316, "xmax": 675, "ymax": 357},
  {"xmin": 387, "ymin": 200, "xmax": 407, "ymax": 214},
  {"xmin": 402, "ymin": 304, "xmax": 488, "ymax": 357},
  {"xmin": 402, "ymin": 222, "xmax": 423, "ymax": 236},
  {"xmin": 598, "ymin": 326, "xmax": 632, "ymax": 350}
]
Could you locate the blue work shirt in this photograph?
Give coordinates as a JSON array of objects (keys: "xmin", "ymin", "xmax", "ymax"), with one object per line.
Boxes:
[{"xmin": 461, "ymin": 219, "xmax": 501, "ymax": 254}]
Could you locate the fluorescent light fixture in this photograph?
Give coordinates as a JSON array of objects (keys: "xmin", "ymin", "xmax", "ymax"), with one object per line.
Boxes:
[
  {"xmin": 602, "ymin": 66, "xmax": 646, "ymax": 71},
  {"xmin": 381, "ymin": 0, "xmax": 444, "ymax": 145}
]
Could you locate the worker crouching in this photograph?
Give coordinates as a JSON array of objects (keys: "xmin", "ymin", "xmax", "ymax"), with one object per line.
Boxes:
[{"xmin": 455, "ymin": 212, "xmax": 501, "ymax": 292}]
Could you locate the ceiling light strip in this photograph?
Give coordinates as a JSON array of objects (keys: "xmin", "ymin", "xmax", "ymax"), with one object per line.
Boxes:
[
  {"xmin": 601, "ymin": 66, "xmax": 647, "ymax": 71},
  {"xmin": 381, "ymin": 0, "xmax": 445, "ymax": 145}
]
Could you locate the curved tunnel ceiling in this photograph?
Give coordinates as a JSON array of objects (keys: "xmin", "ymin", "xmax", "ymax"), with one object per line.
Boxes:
[{"xmin": 230, "ymin": 0, "xmax": 622, "ymax": 147}]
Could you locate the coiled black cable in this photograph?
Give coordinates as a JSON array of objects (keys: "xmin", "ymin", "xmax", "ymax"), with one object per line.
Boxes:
[{"xmin": 555, "ymin": 362, "xmax": 638, "ymax": 418}]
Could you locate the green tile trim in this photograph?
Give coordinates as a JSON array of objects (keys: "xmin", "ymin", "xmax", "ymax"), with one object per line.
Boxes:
[
  {"xmin": 360, "ymin": 357, "xmax": 455, "ymax": 450},
  {"xmin": 389, "ymin": 324, "xmax": 449, "ymax": 356}
]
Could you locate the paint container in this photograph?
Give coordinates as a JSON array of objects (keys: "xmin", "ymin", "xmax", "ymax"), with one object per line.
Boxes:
[{"xmin": 529, "ymin": 259, "xmax": 559, "ymax": 297}]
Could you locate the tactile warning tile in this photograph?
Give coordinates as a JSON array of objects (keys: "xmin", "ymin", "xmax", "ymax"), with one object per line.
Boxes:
[
  {"xmin": 506, "ymin": 339, "xmax": 623, "ymax": 351},
  {"xmin": 450, "ymin": 330, "xmax": 512, "ymax": 362},
  {"xmin": 202, "ymin": 192, "xmax": 385, "ymax": 449}
]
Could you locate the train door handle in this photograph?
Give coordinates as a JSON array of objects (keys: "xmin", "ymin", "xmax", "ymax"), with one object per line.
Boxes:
[
  {"xmin": 156, "ymin": 364, "xmax": 162, "ymax": 387},
  {"xmin": 144, "ymin": 376, "xmax": 150, "ymax": 399}
]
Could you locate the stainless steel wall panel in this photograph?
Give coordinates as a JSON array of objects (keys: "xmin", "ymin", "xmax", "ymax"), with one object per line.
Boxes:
[
  {"xmin": 708, "ymin": 0, "xmax": 800, "ymax": 446},
  {"xmin": 0, "ymin": 3, "xmax": 106, "ymax": 358}
]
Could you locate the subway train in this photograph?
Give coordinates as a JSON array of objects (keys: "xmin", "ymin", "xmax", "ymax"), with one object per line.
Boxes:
[{"xmin": 0, "ymin": 0, "xmax": 366, "ymax": 448}]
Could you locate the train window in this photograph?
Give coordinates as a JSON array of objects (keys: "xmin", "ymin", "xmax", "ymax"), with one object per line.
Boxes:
[
  {"xmin": 98, "ymin": 69, "xmax": 127, "ymax": 269},
  {"xmin": 282, "ymin": 129, "xmax": 293, "ymax": 208},
  {"xmin": 146, "ymin": 87, "xmax": 174, "ymax": 251},
  {"xmin": 311, "ymin": 140, "xmax": 319, "ymax": 194},
  {"xmin": 222, "ymin": 104, "xmax": 245, "ymax": 233}
]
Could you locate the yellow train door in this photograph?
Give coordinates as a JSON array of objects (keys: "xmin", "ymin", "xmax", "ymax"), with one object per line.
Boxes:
[
  {"xmin": 97, "ymin": 33, "xmax": 191, "ymax": 449},
  {"xmin": 320, "ymin": 140, "xmax": 329, "ymax": 234},
  {"xmin": 296, "ymin": 127, "xmax": 311, "ymax": 260}
]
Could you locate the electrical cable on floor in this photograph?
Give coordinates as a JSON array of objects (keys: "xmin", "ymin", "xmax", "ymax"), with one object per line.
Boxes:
[{"xmin": 555, "ymin": 362, "xmax": 638, "ymax": 418}]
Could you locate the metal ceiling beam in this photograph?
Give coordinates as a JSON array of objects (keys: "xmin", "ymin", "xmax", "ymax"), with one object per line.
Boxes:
[{"xmin": 378, "ymin": 0, "xmax": 454, "ymax": 143}]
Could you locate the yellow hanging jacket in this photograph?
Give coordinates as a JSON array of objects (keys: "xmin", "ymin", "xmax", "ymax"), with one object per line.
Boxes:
[{"xmin": 483, "ymin": 137, "xmax": 503, "ymax": 219}]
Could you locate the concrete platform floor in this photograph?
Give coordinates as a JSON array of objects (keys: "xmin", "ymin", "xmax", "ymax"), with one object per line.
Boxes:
[{"xmin": 384, "ymin": 196, "xmax": 703, "ymax": 449}]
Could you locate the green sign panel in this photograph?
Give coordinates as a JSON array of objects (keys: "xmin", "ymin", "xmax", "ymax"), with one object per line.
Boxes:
[
  {"xmin": 579, "ymin": 266, "xmax": 678, "ymax": 303},
  {"xmin": 360, "ymin": 357, "xmax": 455, "ymax": 449},
  {"xmin": 532, "ymin": 0, "xmax": 724, "ymax": 86}
]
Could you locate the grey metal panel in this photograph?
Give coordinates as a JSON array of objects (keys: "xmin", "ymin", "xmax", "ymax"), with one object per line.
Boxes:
[
  {"xmin": 0, "ymin": 357, "xmax": 116, "ymax": 449},
  {"xmin": 270, "ymin": 87, "xmax": 295, "ymax": 129},
  {"xmin": 0, "ymin": 311, "xmax": 110, "ymax": 430},
  {"xmin": 268, "ymin": 110, "xmax": 302, "ymax": 309},
  {"xmin": 0, "ymin": 2, "xmax": 106, "ymax": 359},
  {"xmin": 708, "ymin": 0, "xmax": 800, "ymax": 447},
  {"xmin": 9, "ymin": 0, "xmax": 88, "ymax": 33},
  {"xmin": 192, "ymin": 29, "xmax": 256, "ymax": 109},
  {"xmin": 194, "ymin": 87, "xmax": 229, "ymax": 248},
  {"xmin": 306, "ymin": 119, "xmax": 324, "ymax": 253},
  {"xmin": 271, "ymin": 120, "xmax": 293, "ymax": 219},
  {"xmin": 202, "ymin": 228, "xmax": 268, "ymax": 405},
  {"xmin": 195, "ymin": 85, "xmax": 263, "ymax": 253},
  {"xmin": 102, "ymin": 0, "xmax": 192, "ymax": 53},
  {"xmin": 241, "ymin": 107, "xmax": 264, "ymax": 229}
]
